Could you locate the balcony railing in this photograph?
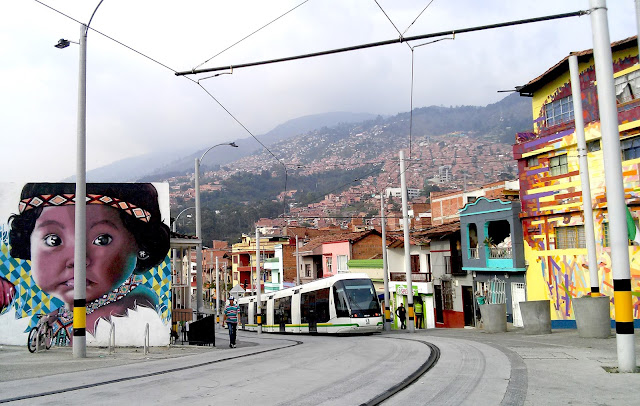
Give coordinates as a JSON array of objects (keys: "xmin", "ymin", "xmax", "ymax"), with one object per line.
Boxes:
[
  {"xmin": 489, "ymin": 247, "xmax": 512, "ymax": 259},
  {"xmin": 469, "ymin": 247, "xmax": 479, "ymax": 259},
  {"xmin": 390, "ymin": 272, "xmax": 432, "ymax": 282}
]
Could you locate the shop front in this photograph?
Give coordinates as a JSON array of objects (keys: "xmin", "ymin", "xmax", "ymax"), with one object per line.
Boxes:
[{"xmin": 389, "ymin": 281, "xmax": 434, "ymax": 330}]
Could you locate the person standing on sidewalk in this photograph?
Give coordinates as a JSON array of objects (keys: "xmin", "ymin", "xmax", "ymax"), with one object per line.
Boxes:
[
  {"xmin": 396, "ymin": 303, "xmax": 406, "ymax": 329},
  {"xmin": 414, "ymin": 299, "xmax": 424, "ymax": 329},
  {"xmin": 223, "ymin": 296, "xmax": 239, "ymax": 348}
]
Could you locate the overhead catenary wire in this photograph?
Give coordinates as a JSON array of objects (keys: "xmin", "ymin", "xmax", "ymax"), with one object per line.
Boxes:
[
  {"xmin": 401, "ymin": 0, "xmax": 437, "ymax": 37},
  {"xmin": 33, "ymin": 0, "xmax": 292, "ymax": 217},
  {"xmin": 34, "ymin": 0, "xmax": 178, "ymax": 74},
  {"xmin": 192, "ymin": 0, "xmax": 311, "ymax": 71},
  {"xmin": 35, "ymin": 0, "xmax": 555, "ymax": 226},
  {"xmin": 175, "ymin": 9, "xmax": 589, "ymax": 76}
]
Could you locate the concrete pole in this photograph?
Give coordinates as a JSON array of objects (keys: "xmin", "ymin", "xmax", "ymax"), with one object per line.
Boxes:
[
  {"xmin": 224, "ymin": 266, "xmax": 228, "ymax": 301},
  {"xmin": 186, "ymin": 248, "xmax": 192, "ymax": 310},
  {"xmin": 399, "ymin": 150, "xmax": 415, "ymax": 333},
  {"xmin": 73, "ymin": 23, "xmax": 88, "ymax": 359},
  {"xmin": 172, "ymin": 222, "xmax": 177, "ymax": 290},
  {"xmin": 295, "ymin": 235, "xmax": 300, "ymax": 285},
  {"xmin": 589, "ymin": 0, "xmax": 636, "ymax": 373},
  {"xmin": 636, "ymin": 0, "xmax": 640, "ymax": 55},
  {"xmin": 216, "ymin": 256, "xmax": 220, "ymax": 326},
  {"xmin": 255, "ymin": 229, "xmax": 262, "ymax": 334},
  {"xmin": 380, "ymin": 192, "xmax": 391, "ymax": 332},
  {"xmin": 569, "ymin": 55, "xmax": 600, "ymax": 296},
  {"xmin": 195, "ymin": 157, "xmax": 204, "ymax": 317}
]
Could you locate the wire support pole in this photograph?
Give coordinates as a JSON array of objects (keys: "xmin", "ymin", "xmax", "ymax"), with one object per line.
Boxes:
[
  {"xmin": 399, "ymin": 150, "xmax": 415, "ymax": 333},
  {"xmin": 73, "ymin": 0, "xmax": 105, "ymax": 359},
  {"xmin": 255, "ymin": 229, "xmax": 262, "ymax": 334},
  {"xmin": 568, "ymin": 55, "xmax": 599, "ymax": 295},
  {"xmin": 589, "ymin": 0, "xmax": 636, "ymax": 373},
  {"xmin": 175, "ymin": 10, "xmax": 587, "ymax": 76},
  {"xmin": 380, "ymin": 192, "xmax": 391, "ymax": 332}
]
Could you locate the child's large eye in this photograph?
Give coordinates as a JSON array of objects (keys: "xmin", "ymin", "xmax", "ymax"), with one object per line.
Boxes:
[
  {"xmin": 93, "ymin": 234, "xmax": 113, "ymax": 246},
  {"xmin": 43, "ymin": 234, "xmax": 62, "ymax": 247}
]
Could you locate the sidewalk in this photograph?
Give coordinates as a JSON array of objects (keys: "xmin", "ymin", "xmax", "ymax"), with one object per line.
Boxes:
[
  {"xmin": 406, "ymin": 326, "xmax": 640, "ymax": 405},
  {"xmin": 0, "ymin": 327, "xmax": 241, "ymax": 383}
]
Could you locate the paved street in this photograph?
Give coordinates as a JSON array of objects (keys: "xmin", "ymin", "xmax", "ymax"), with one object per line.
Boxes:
[{"xmin": 0, "ymin": 327, "xmax": 639, "ymax": 405}]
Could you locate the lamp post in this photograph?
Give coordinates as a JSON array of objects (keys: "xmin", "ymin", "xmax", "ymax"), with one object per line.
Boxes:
[
  {"xmin": 173, "ymin": 206, "xmax": 196, "ymax": 233},
  {"xmin": 195, "ymin": 142, "xmax": 238, "ymax": 316},
  {"xmin": 55, "ymin": 0, "xmax": 104, "ymax": 359},
  {"xmin": 171, "ymin": 206, "xmax": 194, "ymax": 310}
]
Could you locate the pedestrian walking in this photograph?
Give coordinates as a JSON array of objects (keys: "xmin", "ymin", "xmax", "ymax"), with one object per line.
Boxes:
[
  {"xmin": 396, "ymin": 303, "xmax": 406, "ymax": 330},
  {"xmin": 223, "ymin": 296, "xmax": 239, "ymax": 348}
]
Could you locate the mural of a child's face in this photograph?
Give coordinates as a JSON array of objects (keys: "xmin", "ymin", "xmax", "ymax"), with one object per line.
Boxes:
[{"xmin": 29, "ymin": 205, "xmax": 139, "ymax": 305}]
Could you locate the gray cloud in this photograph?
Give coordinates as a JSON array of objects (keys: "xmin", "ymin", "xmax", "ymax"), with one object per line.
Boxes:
[{"xmin": 0, "ymin": 0, "xmax": 635, "ymax": 183}]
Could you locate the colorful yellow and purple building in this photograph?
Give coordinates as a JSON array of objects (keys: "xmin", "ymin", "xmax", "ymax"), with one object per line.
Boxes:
[{"xmin": 513, "ymin": 36, "xmax": 640, "ymax": 327}]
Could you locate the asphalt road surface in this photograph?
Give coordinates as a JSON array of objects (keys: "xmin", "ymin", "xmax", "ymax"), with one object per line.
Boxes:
[{"xmin": 2, "ymin": 327, "xmax": 637, "ymax": 405}]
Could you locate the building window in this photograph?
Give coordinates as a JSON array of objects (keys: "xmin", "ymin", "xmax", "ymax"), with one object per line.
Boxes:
[
  {"xmin": 544, "ymin": 95, "xmax": 574, "ymax": 127},
  {"xmin": 527, "ymin": 156, "xmax": 539, "ymax": 167},
  {"xmin": 442, "ymin": 280, "xmax": 454, "ymax": 310},
  {"xmin": 587, "ymin": 140, "xmax": 601, "ymax": 153},
  {"xmin": 410, "ymin": 255, "xmax": 420, "ymax": 273},
  {"xmin": 468, "ymin": 223, "xmax": 478, "ymax": 258},
  {"xmin": 326, "ymin": 257, "xmax": 332, "ymax": 274},
  {"xmin": 621, "ymin": 136, "xmax": 640, "ymax": 161},
  {"xmin": 337, "ymin": 255, "xmax": 348, "ymax": 273},
  {"xmin": 550, "ymin": 155, "xmax": 568, "ymax": 176},
  {"xmin": 555, "ymin": 225, "xmax": 586, "ymax": 249},
  {"xmin": 305, "ymin": 264, "xmax": 312, "ymax": 278},
  {"xmin": 614, "ymin": 69, "xmax": 640, "ymax": 104}
]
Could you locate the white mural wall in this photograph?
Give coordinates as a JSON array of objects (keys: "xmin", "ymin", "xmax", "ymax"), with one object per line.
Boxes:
[{"xmin": 0, "ymin": 182, "xmax": 172, "ymax": 346}]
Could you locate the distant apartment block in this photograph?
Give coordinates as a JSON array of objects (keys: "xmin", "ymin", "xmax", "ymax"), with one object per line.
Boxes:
[
  {"xmin": 438, "ymin": 165, "xmax": 453, "ymax": 183},
  {"xmin": 385, "ymin": 187, "xmax": 420, "ymax": 200}
]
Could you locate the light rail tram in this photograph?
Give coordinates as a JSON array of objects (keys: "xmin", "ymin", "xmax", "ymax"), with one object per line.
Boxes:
[{"xmin": 237, "ymin": 273, "xmax": 383, "ymax": 334}]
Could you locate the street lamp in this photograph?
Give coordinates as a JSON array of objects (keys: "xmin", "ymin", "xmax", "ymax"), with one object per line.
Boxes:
[
  {"xmin": 55, "ymin": 0, "xmax": 104, "ymax": 359},
  {"xmin": 173, "ymin": 206, "xmax": 195, "ymax": 233},
  {"xmin": 195, "ymin": 142, "xmax": 238, "ymax": 316}
]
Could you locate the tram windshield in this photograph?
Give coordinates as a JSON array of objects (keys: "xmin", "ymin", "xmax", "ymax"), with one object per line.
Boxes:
[{"xmin": 334, "ymin": 279, "xmax": 381, "ymax": 318}]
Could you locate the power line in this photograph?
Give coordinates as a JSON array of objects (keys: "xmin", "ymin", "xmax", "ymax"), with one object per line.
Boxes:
[
  {"xmin": 175, "ymin": 10, "xmax": 588, "ymax": 76},
  {"xmin": 34, "ymin": 0, "xmax": 292, "ymax": 216},
  {"xmin": 374, "ymin": 0, "xmax": 405, "ymax": 43},
  {"xmin": 34, "ymin": 0, "xmax": 179, "ymax": 74},
  {"xmin": 192, "ymin": 0, "xmax": 311, "ymax": 71},
  {"xmin": 401, "ymin": 0, "xmax": 437, "ymax": 37}
]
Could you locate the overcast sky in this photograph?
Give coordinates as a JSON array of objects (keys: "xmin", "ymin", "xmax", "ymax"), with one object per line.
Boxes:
[{"xmin": 0, "ymin": 0, "xmax": 637, "ymax": 184}]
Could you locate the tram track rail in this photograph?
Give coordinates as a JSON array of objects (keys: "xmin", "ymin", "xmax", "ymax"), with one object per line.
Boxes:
[
  {"xmin": 0, "ymin": 332, "xmax": 302, "ymax": 404},
  {"xmin": 362, "ymin": 338, "xmax": 441, "ymax": 406}
]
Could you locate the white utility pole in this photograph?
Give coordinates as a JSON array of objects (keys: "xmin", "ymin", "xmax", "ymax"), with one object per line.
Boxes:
[
  {"xmin": 400, "ymin": 150, "xmax": 415, "ymax": 333},
  {"xmin": 589, "ymin": 0, "xmax": 636, "ymax": 372},
  {"xmin": 255, "ymin": 229, "xmax": 262, "ymax": 334},
  {"xmin": 296, "ymin": 235, "xmax": 300, "ymax": 285},
  {"xmin": 73, "ymin": 22, "xmax": 88, "ymax": 359},
  {"xmin": 380, "ymin": 192, "xmax": 391, "ymax": 332},
  {"xmin": 215, "ymin": 256, "xmax": 220, "ymax": 326},
  {"xmin": 569, "ymin": 54, "xmax": 600, "ymax": 295},
  {"xmin": 194, "ymin": 142, "xmax": 238, "ymax": 317}
]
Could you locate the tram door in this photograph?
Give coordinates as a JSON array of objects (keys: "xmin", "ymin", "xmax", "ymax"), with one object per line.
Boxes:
[{"xmin": 301, "ymin": 292, "xmax": 318, "ymax": 333}]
